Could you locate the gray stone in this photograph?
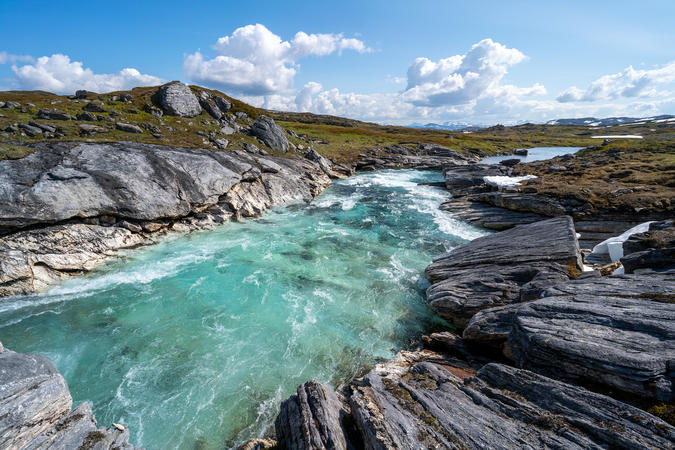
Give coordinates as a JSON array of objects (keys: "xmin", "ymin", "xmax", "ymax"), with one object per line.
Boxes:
[
  {"xmin": 28, "ymin": 121, "xmax": 56, "ymax": 133},
  {"xmin": 83, "ymin": 100, "xmax": 105, "ymax": 112},
  {"xmin": 143, "ymin": 103, "xmax": 163, "ymax": 117},
  {"xmin": 3, "ymin": 101, "xmax": 20, "ymax": 109},
  {"xmin": 304, "ymin": 149, "xmax": 333, "ymax": 177},
  {"xmin": 220, "ymin": 124, "xmax": 237, "ymax": 135},
  {"xmin": 464, "ymin": 272, "xmax": 675, "ymax": 401},
  {"xmin": 76, "ymin": 112, "xmax": 97, "ymax": 121},
  {"xmin": 18, "ymin": 123, "xmax": 42, "ymax": 136},
  {"xmin": 158, "ymin": 81, "xmax": 202, "ymax": 117},
  {"xmin": 74, "ymin": 90, "xmax": 90, "ymax": 99},
  {"xmin": 214, "ymin": 96, "xmax": 232, "ymax": 113},
  {"xmin": 250, "ymin": 115, "xmax": 289, "ymax": 152},
  {"xmin": 115, "ymin": 122, "xmax": 144, "ymax": 133},
  {"xmin": 37, "ymin": 109, "xmax": 72, "ymax": 120},
  {"xmin": 275, "ymin": 380, "xmax": 349, "ymax": 450},
  {"xmin": 213, "ymin": 138, "xmax": 229, "ymax": 149},
  {"xmin": 425, "ymin": 217, "xmax": 582, "ymax": 328},
  {"xmin": 199, "ymin": 97, "xmax": 223, "ymax": 120},
  {"xmin": 79, "ymin": 123, "xmax": 108, "ymax": 135},
  {"xmin": 0, "ymin": 344, "xmax": 139, "ymax": 449},
  {"xmin": 120, "ymin": 93, "xmax": 133, "ymax": 102}
]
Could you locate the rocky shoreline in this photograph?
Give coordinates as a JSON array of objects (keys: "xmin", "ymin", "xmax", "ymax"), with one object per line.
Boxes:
[{"xmin": 1, "ymin": 138, "xmax": 673, "ymax": 448}]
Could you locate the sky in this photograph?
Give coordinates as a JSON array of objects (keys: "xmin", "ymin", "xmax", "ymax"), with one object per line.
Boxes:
[{"xmin": 1, "ymin": 0, "xmax": 674, "ymax": 125}]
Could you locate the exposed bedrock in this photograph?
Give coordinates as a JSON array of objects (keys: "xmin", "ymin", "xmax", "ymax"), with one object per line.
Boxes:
[
  {"xmin": 0, "ymin": 343, "xmax": 139, "ymax": 449},
  {"xmin": 440, "ymin": 162, "xmax": 667, "ymax": 248},
  {"xmin": 464, "ymin": 271, "xmax": 675, "ymax": 401},
  {"xmin": 271, "ymin": 347, "xmax": 675, "ymax": 449},
  {"xmin": 0, "ymin": 141, "xmax": 332, "ymax": 296},
  {"xmin": 425, "ymin": 216, "xmax": 582, "ymax": 329},
  {"xmin": 354, "ymin": 143, "xmax": 475, "ymax": 171}
]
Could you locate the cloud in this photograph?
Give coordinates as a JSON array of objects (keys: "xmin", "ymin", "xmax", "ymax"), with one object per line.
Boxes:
[
  {"xmin": 556, "ymin": 61, "xmax": 675, "ymax": 102},
  {"xmin": 183, "ymin": 24, "xmax": 369, "ymax": 96},
  {"xmin": 11, "ymin": 54, "xmax": 164, "ymax": 94},
  {"xmin": 0, "ymin": 51, "xmax": 33, "ymax": 64},
  {"xmin": 401, "ymin": 39, "xmax": 532, "ymax": 107}
]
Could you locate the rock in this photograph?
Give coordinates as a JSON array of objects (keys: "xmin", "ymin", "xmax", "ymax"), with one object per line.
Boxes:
[
  {"xmin": 304, "ymin": 149, "xmax": 333, "ymax": 177},
  {"xmin": 0, "ymin": 142, "xmax": 331, "ymax": 294},
  {"xmin": 250, "ymin": 115, "xmax": 289, "ymax": 152},
  {"xmin": 275, "ymin": 380, "xmax": 349, "ymax": 450},
  {"xmin": 440, "ymin": 196, "xmax": 546, "ymax": 230},
  {"xmin": 0, "ymin": 101, "xmax": 5, "ymax": 108},
  {"xmin": 514, "ymin": 148, "xmax": 528, "ymax": 155},
  {"xmin": 258, "ymin": 157, "xmax": 282, "ymax": 174},
  {"xmin": 4, "ymin": 124, "xmax": 19, "ymax": 133},
  {"xmin": 213, "ymin": 138, "xmax": 229, "ymax": 149},
  {"xmin": 621, "ymin": 248, "xmax": 675, "ymax": 273},
  {"xmin": 425, "ymin": 217, "xmax": 582, "ymax": 328},
  {"xmin": 236, "ymin": 438, "xmax": 277, "ymax": 450},
  {"xmin": 97, "ymin": 114, "xmax": 115, "ymax": 123},
  {"xmin": 235, "ymin": 111, "xmax": 248, "ymax": 119},
  {"xmin": 83, "ymin": 100, "xmax": 105, "ymax": 112},
  {"xmin": 143, "ymin": 103, "xmax": 163, "ymax": 117},
  {"xmin": 442, "ymin": 163, "xmax": 511, "ymax": 194},
  {"xmin": 309, "ymin": 349, "xmax": 675, "ymax": 449},
  {"xmin": 220, "ymin": 124, "xmax": 237, "ymax": 135},
  {"xmin": 214, "ymin": 96, "xmax": 232, "ymax": 113},
  {"xmin": 76, "ymin": 111, "xmax": 97, "ymax": 121},
  {"xmin": 199, "ymin": 96, "xmax": 223, "ymax": 120},
  {"xmin": 0, "ymin": 344, "xmax": 139, "ymax": 449},
  {"xmin": 120, "ymin": 93, "xmax": 133, "ymax": 102},
  {"xmin": 18, "ymin": 123, "xmax": 43, "ymax": 136},
  {"xmin": 418, "ymin": 143, "xmax": 462, "ymax": 158},
  {"xmin": 139, "ymin": 122, "xmax": 161, "ymax": 134},
  {"xmin": 28, "ymin": 121, "xmax": 56, "ymax": 133},
  {"xmin": 115, "ymin": 122, "xmax": 144, "ymax": 133},
  {"xmin": 74, "ymin": 90, "xmax": 90, "ymax": 99},
  {"xmin": 499, "ymin": 158, "xmax": 521, "ymax": 166},
  {"xmin": 158, "ymin": 81, "xmax": 202, "ymax": 117},
  {"xmin": 464, "ymin": 272, "xmax": 675, "ymax": 401},
  {"xmin": 3, "ymin": 101, "xmax": 20, "ymax": 108},
  {"xmin": 37, "ymin": 109, "xmax": 73, "ymax": 120},
  {"xmin": 79, "ymin": 123, "xmax": 109, "ymax": 135}
]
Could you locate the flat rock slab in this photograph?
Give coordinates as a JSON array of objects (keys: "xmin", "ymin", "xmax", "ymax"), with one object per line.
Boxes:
[
  {"xmin": 0, "ymin": 344, "xmax": 138, "ymax": 449},
  {"xmin": 425, "ymin": 216, "xmax": 582, "ymax": 328},
  {"xmin": 464, "ymin": 272, "xmax": 675, "ymax": 401},
  {"xmin": 277, "ymin": 349, "xmax": 675, "ymax": 449},
  {"xmin": 440, "ymin": 195, "xmax": 546, "ymax": 230}
]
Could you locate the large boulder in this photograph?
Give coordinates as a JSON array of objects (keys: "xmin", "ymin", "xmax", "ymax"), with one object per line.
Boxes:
[
  {"xmin": 0, "ymin": 343, "xmax": 139, "ymax": 449},
  {"xmin": 463, "ymin": 272, "xmax": 675, "ymax": 401},
  {"xmin": 250, "ymin": 115, "xmax": 289, "ymax": 152},
  {"xmin": 158, "ymin": 81, "xmax": 202, "ymax": 117},
  {"xmin": 425, "ymin": 216, "xmax": 582, "ymax": 328}
]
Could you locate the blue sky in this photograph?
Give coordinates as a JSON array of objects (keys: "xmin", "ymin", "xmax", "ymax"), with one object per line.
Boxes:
[{"xmin": 1, "ymin": 0, "xmax": 674, "ymax": 124}]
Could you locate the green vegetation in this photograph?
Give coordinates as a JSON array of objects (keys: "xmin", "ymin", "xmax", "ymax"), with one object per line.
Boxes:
[{"xmin": 1, "ymin": 84, "xmax": 674, "ymax": 170}]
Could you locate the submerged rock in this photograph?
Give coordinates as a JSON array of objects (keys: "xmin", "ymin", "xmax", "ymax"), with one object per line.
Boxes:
[
  {"xmin": 0, "ymin": 343, "xmax": 139, "ymax": 449},
  {"xmin": 425, "ymin": 216, "xmax": 582, "ymax": 328},
  {"xmin": 464, "ymin": 272, "xmax": 675, "ymax": 401}
]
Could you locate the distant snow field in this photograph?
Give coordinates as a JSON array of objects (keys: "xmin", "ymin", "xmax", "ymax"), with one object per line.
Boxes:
[{"xmin": 591, "ymin": 135, "xmax": 643, "ymax": 139}]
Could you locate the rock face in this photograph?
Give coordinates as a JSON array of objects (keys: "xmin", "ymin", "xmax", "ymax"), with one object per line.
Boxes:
[
  {"xmin": 0, "ymin": 141, "xmax": 331, "ymax": 296},
  {"xmin": 464, "ymin": 272, "xmax": 675, "ymax": 401},
  {"xmin": 250, "ymin": 115, "xmax": 289, "ymax": 152},
  {"xmin": 158, "ymin": 81, "xmax": 202, "ymax": 117},
  {"xmin": 275, "ymin": 380, "xmax": 349, "ymax": 450},
  {"xmin": 355, "ymin": 144, "xmax": 473, "ymax": 171},
  {"xmin": 270, "ymin": 347, "xmax": 675, "ymax": 449},
  {"xmin": 0, "ymin": 343, "xmax": 139, "ymax": 449},
  {"xmin": 425, "ymin": 216, "xmax": 582, "ymax": 328}
]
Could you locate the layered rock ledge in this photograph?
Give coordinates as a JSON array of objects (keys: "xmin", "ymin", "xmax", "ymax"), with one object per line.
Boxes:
[
  {"xmin": 0, "ymin": 342, "xmax": 139, "ymax": 449},
  {"xmin": 425, "ymin": 216, "xmax": 582, "ymax": 328},
  {"xmin": 0, "ymin": 141, "xmax": 333, "ymax": 296}
]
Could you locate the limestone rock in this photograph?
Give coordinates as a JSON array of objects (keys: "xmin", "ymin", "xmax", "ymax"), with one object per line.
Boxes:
[
  {"xmin": 83, "ymin": 100, "xmax": 105, "ymax": 112},
  {"xmin": 250, "ymin": 115, "xmax": 289, "ymax": 152},
  {"xmin": 158, "ymin": 81, "xmax": 202, "ymax": 117},
  {"xmin": 115, "ymin": 122, "xmax": 143, "ymax": 133},
  {"xmin": 37, "ymin": 109, "xmax": 72, "ymax": 120},
  {"xmin": 425, "ymin": 217, "xmax": 582, "ymax": 328}
]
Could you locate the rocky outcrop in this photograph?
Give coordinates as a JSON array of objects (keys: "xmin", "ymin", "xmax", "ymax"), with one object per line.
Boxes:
[
  {"xmin": 355, "ymin": 143, "xmax": 473, "ymax": 171},
  {"xmin": 250, "ymin": 115, "xmax": 289, "ymax": 152},
  {"xmin": 464, "ymin": 272, "xmax": 675, "ymax": 401},
  {"xmin": 425, "ymin": 217, "xmax": 582, "ymax": 328},
  {"xmin": 0, "ymin": 141, "xmax": 331, "ymax": 296},
  {"xmin": 0, "ymin": 343, "xmax": 139, "ymax": 449},
  {"xmin": 158, "ymin": 81, "xmax": 202, "ymax": 117},
  {"xmin": 275, "ymin": 380, "xmax": 349, "ymax": 450},
  {"xmin": 269, "ymin": 345, "xmax": 675, "ymax": 449}
]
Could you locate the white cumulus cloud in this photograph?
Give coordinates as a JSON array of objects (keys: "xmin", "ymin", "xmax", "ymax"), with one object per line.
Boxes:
[
  {"xmin": 183, "ymin": 24, "xmax": 369, "ymax": 96},
  {"xmin": 401, "ymin": 39, "xmax": 533, "ymax": 107},
  {"xmin": 11, "ymin": 54, "xmax": 164, "ymax": 94},
  {"xmin": 557, "ymin": 61, "xmax": 675, "ymax": 102}
]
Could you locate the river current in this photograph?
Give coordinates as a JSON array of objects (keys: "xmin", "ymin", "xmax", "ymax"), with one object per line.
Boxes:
[{"xmin": 0, "ymin": 169, "xmax": 489, "ymax": 449}]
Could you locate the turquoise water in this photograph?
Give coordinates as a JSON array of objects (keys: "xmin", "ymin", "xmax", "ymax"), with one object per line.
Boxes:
[
  {"xmin": 0, "ymin": 169, "xmax": 487, "ymax": 449},
  {"xmin": 479, "ymin": 146, "xmax": 583, "ymax": 164}
]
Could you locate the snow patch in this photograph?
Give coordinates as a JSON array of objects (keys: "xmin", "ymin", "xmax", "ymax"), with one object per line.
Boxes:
[
  {"xmin": 483, "ymin": 175, "xmax": 537, "ymax": 189},
  {"xmin": 590, "ymin": 221, "xmax": 654, "ymax": 262}
]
